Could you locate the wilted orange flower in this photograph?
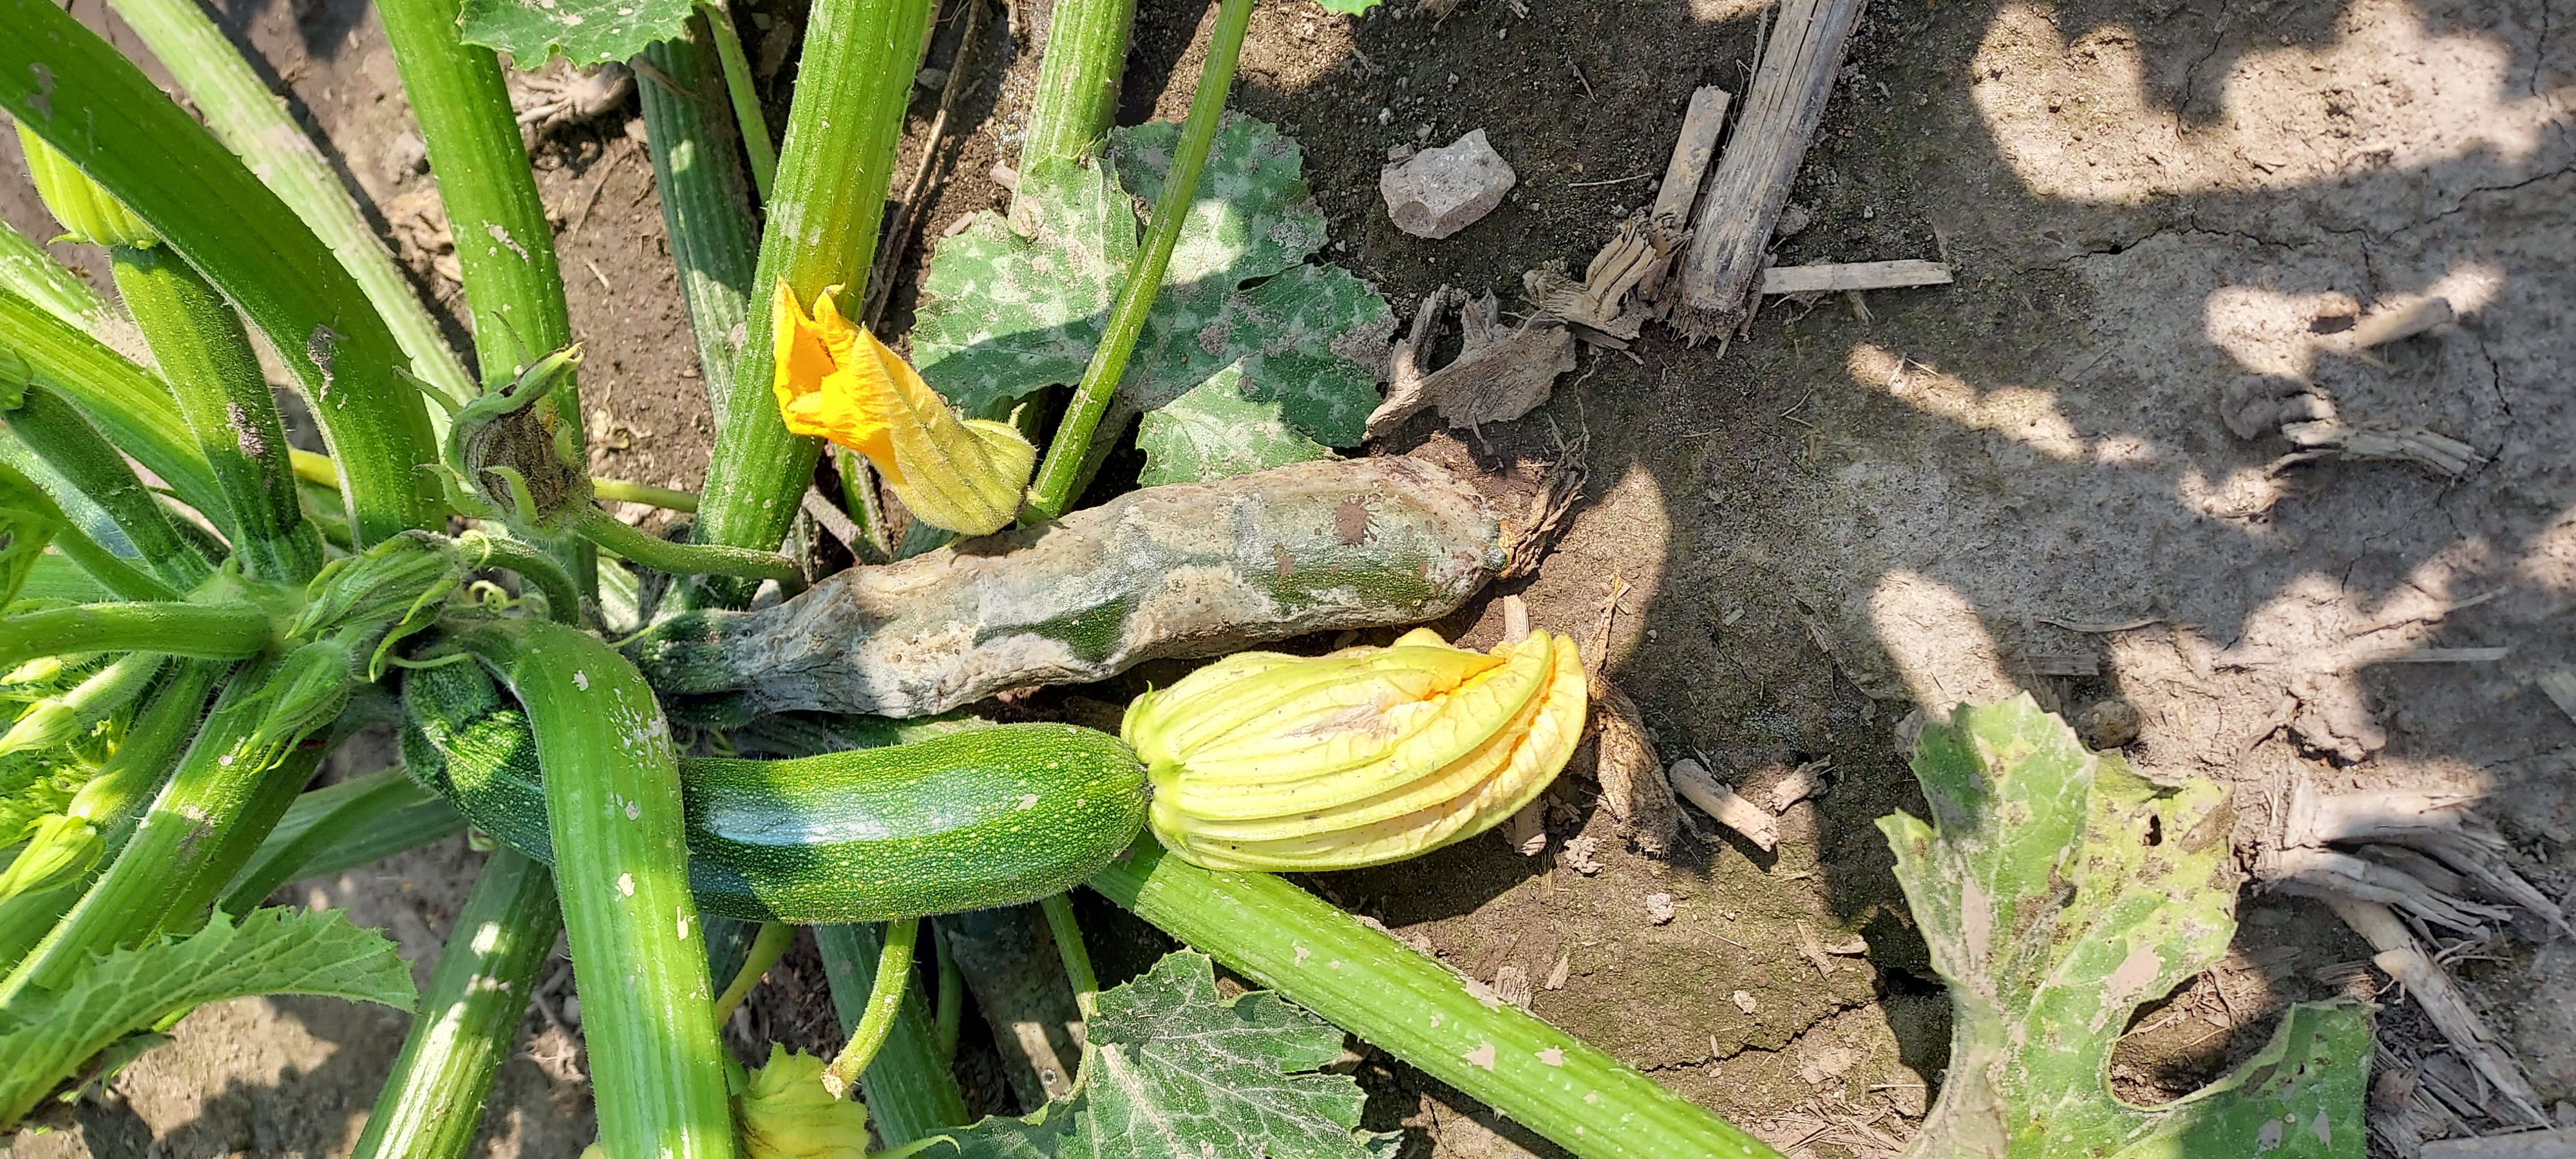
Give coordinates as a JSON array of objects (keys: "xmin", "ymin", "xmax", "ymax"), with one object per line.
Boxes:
[{"xmin": 771, "ymin": 281, "xmax": 1034, "ymax": 536}]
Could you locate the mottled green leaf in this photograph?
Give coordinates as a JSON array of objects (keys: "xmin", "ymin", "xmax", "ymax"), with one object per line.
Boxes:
[
  {"xmin": 0, "ymin": 907, "xmax": 415, "ymax": 1127},
  {"xmin": 911, "ymin": 115, "xmax": 1392, "ymax": 447},
  {"xmin": 1135, "ymin": 363, "xmax": 1333, "ymax": 485},
  {"xmin": 1314, "ymin": 0, "xmax": 1382, "ymax": 12},
  {"xmin": 458, "ymin": 0, "xmax": 693, "ymax": 66},
  {"xmin": 1880, "ymin": 695, "xmax": 2371, "ymax": 1159},
  {"xmin": 938, "ymin": 950, "xmax": 1394, "ymax": 1159}
]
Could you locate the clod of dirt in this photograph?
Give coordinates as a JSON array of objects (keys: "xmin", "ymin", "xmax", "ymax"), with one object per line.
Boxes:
[
  {"xmin": 1587, "ymin": 679, "xmax": 1680, "ymax": 856},
  {"xmin": 2220, "ymin": 373, "xmax": 2333, "ymax": 440},
  {"xmin": 1643, "ymin": 893, "xmax": 1676, "ymax": 925},
  {"xmin": 1561, "ymin": 834, "xmax": 1603, "ymax": 875},
  {"xmin": 1379, "ymin": 128, "xmax": 1516, "ymax": 240},
  {"xmin": 2076, "ymin": 698, "xmax": 2142, "ymax": 749}
]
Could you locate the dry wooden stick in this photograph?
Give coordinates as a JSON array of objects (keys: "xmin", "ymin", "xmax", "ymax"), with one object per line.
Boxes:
[
  {"xmin": 1671, "ymin": 0, "xmax": 1865, "ymax": 339},
  {"xmin": 2326, "ymin": 897, "xmax": 2550, "ymax": 1127}
]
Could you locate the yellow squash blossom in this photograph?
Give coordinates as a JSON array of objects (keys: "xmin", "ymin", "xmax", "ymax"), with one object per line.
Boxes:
[
  {"xmin": 771, "ymin": 281, "xmax": 1034, "ymax": 536},
  {"xmin": 1125, "ymin": 627, "xmax": 1589, "ymax": 871}
]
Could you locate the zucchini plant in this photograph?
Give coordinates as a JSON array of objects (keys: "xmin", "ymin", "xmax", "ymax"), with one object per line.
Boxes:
[{"xmin": 0, "ymin": 0, "xmax": 1821, "ymax": 1152}]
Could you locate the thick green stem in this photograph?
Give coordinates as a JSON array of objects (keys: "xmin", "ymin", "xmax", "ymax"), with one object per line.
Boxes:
[
  {"xmin": 697, "ymin": 1, "xmax": 778, "ymax": 201},
  {"xmin": 0, "ymin": 602, "xmax": 270, "ymax": 673},
  {"xmin": 1038, "ymin": 891, "xmax": 1098, "ymax": 998},
  {"xmin": 0, "ymin": 221, "xmax": 111, "ymax": 330},
  {"xmin": 688, "ymin": 0, "xmax": 934, "ymax": 609},
  {"xmin": 109, "ymin": 246, "xmax": 323, "ymax": 583},
  {"xmin": 1024, "ymin": 0, "xmax": 1251, "ymax": 520},
  {"xmin": 0, "ymin": 288, "xmax": 225, "ymax": 525},
  {"xmin": 451, "ymin": 619, "xmax": 733, "ymax": 1159},
  {"xmin": 0, "ymin": 0, "xmax": 442, "ymax": 543},
  {"xmin": 712, "ymin": 919, "xmax": 793, "ymax": 1024},
  {"xmin": 0, "ymin": 451, "xmax": 176, "ymax": 603},
  {"xmin": 376, "ymin": 0, "xmax": 576, "ymax": 400},
  {"xmin": 4, "ymin": 386, "xmax": 212, "ymax": 591},
  {"xmin": 1018, "ymin": 0, "xmax": 1135, "ymax": 175},
  {"xmin": 216, "ymin": 772, "xmax": 423, "ymax": 915},
  {"xmin": 100, "ymin": 0, "xmax": 478, "ymax": 411},
  {"xmin": 0, "ymin": 657, "xmax": 328, "ymax": 1006},
  {"xmin": 350, "ymin": 846, "xmax": 560, "ymax": 1159},
  {"xmin": 815, "ymin": 922, "xmax": 970, "ymax": 1144},
  {"xmin": 1089, "ymin": 842, "xmax": 1785, "ymax": 1159},
  {"xmin": 637, "ymin": 19, "xmax": 761, "ymax": 433},
  {"xmin": 931, "ymin": 918, "xmax": 962, "ymax": 1063},
  {"xmin": 575, "ymin": 505, "xmax": 801, "ymax": 581},
  {"xmin": 222, "ymin": 768, "xmax": 463, "ymax": 896},
  {"xmin": 822, "ymin": 916, "xmax": 918, "ymax": 1098}
]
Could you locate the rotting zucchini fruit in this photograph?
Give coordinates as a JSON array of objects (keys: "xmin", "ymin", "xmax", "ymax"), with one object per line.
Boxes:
[
  {"xmin": 401, "ymin": 659, "xmax": 1148, "ymax": 923},
  {"xmin": 630, "ymin": 457, "xmax": 1504, "ymax": 717}
]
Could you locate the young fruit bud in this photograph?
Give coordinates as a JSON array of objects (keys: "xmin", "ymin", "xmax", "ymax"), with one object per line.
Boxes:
[
  {"xmin": 730, "ymin": 1044, "xmax": 869, "ymax": 1159},
  {"xmin": 770, "ymin": 281, "xmax": 1034, "ymax": 536},
  {"xmin": 14, "ymin": 124, "xmax": 157, "ymax": 249},
  {"xmin": 1126, "ymin": 627, "xmax": 1589, "ymax": 871}
]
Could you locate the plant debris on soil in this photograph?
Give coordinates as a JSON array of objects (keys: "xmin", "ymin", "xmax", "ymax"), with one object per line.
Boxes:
[{"xmin": 6, "ymin": 0, "xmax": 2571, "ymax": 1152}]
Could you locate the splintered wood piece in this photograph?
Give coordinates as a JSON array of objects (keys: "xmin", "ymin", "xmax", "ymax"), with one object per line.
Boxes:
[
  {"xmin": 1651, "ymin": 86, "xmax": 1733, "ymax": 224},
  {"xmin": 2346, "ymin": 296, "xmax": 2455, "ymax": 348},
  {"xmin": 1671, "ymin": 0, "xmax": 1866, "ymax": 338},
  {"xmin": 2422, "ymin": 1129, "xmax": 2576, "ymax": 1158},
  {"xmin": 1589, "ymin": 677, "xmax": 1679, "ymax": 856},
  {"xmin": 1757, "ymin": 259, "xmax": 1955, "ymax": 296},
  {"xmin": 2327, "ymin": 898, "xmax": 2551, "ymax": 1127},
  {"xmin": 1669, "ymin": 758, "xmax": 1777, "ymax": 851}
]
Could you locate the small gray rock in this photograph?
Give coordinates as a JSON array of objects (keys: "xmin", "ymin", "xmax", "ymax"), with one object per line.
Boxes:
[{"xmin": 1379, "ymin": 127, "xmax": 1515, "ymax": 240}]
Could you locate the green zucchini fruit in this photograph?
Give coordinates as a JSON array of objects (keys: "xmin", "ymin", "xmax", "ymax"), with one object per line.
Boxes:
[{"xmin": 401, "ymin": 659, "xmax": 1148, "ymax": 923}]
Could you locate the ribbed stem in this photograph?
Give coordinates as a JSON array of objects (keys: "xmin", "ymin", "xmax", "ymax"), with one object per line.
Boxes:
[
  {"xmin": 0, "ymin": 602, "xmax": 271, "ymax": 673},
  {"xmin": 109, "ymin": 246, "xmax": 323, "ymax": 583},
  {"xmin": 696, "ymin": 1, "xmax": 778, "ymax": 200},
  {"xmin": 815, "ymin": 922, "xmax": 970, "ymax": 1145},
  {"xmin": 0, "ymin": 288, "xmax": 225, "ymax": 525},
  {"xmin": 223, "ymin": 768, "xmax": 462, "ymax": 896},
  {"xmin": 0, "ymin": 0, "xmax": 442, "ymax": 543},
  {"xmin": 349, "ymin": 846, "xmax": 560, "ymax": 1159},
  {"xmin": 1024, "ymin": 0, "xmax": 1250, "ymax": 520},
  {"xmin": 0, "ymin": 221, "xmax": 111, "ymax": 329},
  {"xmin": 100, "ymin": 0, "xmax": 477, "ymax": 411},
  {"xmin": 1089, "ymin": 842, "xmax": 1784, "ymax": 1159},
  {"xmin": 216, "ymin": 773, "xmax": 424, "ymax": 915},
  {"xmin": 451, "ymin": 619, "xmax": 734, "ymax": 1159},
  {"xmin": 636, "ymin": 19, "xmax": 762, "ymax": 433},
  {"xmin": 0, "ymin": 455, "xmax": 175, "ymax": 603},
  {"xmin": 687, "ymin": 0, "xmax": 934, "ymax": 610},
  {"xmin": 1018, "ymin": 0, "xmax": 1135, "ymax": 174},
  {"xmin": 1038, "ymin": 891, "xmax": 1097, "ymax": 997},
  {"xmin": 376, "ymin": 0, "xmax": 574, "ymax": 399}
]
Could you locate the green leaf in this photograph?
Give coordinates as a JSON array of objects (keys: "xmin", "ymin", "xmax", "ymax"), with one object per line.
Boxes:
[
  {"xmin": 938, "ymin": 950, "xmax": 1394, "ymax": 1159},
  {"xmin": 1314, "ymin": 0, "xmax": 1381, "ymax": 12},
  {"xmin": 1879, "ymin": 695, "xmax": 2371, "ymax": 1159},
  {"xmin": 1134, "ymin": 363, "xmax": 1334, "ymax": 485},
  {"xmin": 457, "ymin": 0, "xmax": 694, "ymax": 64},
  {"xmin": 0, "ymin": 906, "xmax": 415, "ymax": 1127},
  {"xmin": 912, "ymin": 115, "xmax": 1392, "ymax": 447}
]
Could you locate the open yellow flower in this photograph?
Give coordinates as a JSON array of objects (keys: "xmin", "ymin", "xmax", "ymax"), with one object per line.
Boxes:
[
  {"xmin": 771, "ymin": 281, "xmax": 1034, "ymax": 536},
  {"xmin": 1125, "ymin": 627, "xmax": 1588, "ymax": 871}
]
